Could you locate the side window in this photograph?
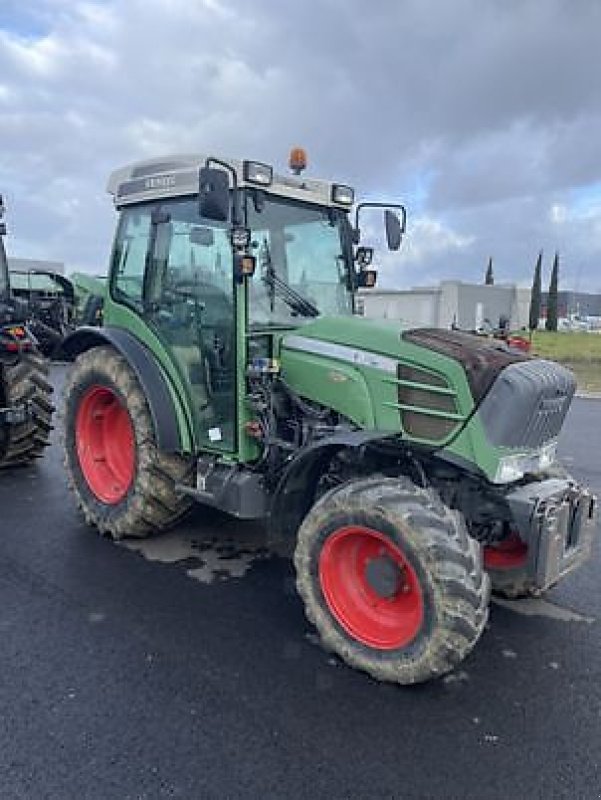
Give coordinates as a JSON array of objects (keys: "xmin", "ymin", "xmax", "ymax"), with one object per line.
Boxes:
[{"xmin": 112, "ymin": 208, "xmax": 152, "ymax": 308}]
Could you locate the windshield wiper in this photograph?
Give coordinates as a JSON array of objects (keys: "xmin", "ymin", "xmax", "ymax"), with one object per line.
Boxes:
[{"xmin": 259, "ymin": 239, "xmax": 319, "ymax": 318}]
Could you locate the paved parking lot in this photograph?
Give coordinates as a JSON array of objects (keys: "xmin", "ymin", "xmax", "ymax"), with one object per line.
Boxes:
[{"xmin": 0, "ymin": 367, "xmax": 599, "ymax": 799}]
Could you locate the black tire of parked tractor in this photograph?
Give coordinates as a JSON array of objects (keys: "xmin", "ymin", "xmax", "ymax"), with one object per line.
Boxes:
[
  {"xmin": 488, "ymin": 567, "xmax": 538, "ymax": 599},
  {"xmin": 0, "ymin": 350, "xmax": 53, "ymax": 467},
  {"xmin": 63, "ymin": 345, "xmax": 194, "ymax": 539},
  {"xmin": 294, "ymin": 476, "xmax": 490, "ymax": 685}
]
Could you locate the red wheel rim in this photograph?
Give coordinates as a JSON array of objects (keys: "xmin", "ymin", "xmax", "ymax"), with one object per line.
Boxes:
[
  {"xmin": 318, "ymin": 526, "xmax": 424, "ymax": 650},
  {"xmin": 75, "ymin": 385, "xmax": 135, "ymax": 504},
  {"xmin": 483, "ymin": 533, "xmax": 528, "ymax": 569}
]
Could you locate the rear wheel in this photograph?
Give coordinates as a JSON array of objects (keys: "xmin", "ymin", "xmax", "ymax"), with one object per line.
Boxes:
[
  {"xmin": 63, "ymin": 346, "xmax": 193, "ymax": 538},
  {"xmin": 294, "ymin": 476, "xmax": 490, "ymax": 685},
  {"xmin": 0, "ymin": 350, "xmax": 53, "ymax": 467}
]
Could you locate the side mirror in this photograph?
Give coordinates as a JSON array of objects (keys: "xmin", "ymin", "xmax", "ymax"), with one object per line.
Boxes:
[
  {"xmin": 384, "ymin": 209, "xmax": 402, "ymax": 251},
  {"xmin": 199, "ymin": 166, "xmax": 230, "ymax": 222}
]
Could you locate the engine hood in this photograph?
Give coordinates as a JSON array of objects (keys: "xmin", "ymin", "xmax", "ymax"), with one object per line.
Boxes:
[
  {"xmin": 283, "ymin": 315, "xmax": 406, "ymax": 358},
  {"xmin": 283, "ymin": 316, "xmax": 532, "ymax": 404}
]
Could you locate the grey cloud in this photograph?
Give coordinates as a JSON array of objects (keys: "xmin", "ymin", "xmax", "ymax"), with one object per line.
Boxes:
[{"xmin": 0, "ymin": 0, "xmax": 599, "ymax": 285}]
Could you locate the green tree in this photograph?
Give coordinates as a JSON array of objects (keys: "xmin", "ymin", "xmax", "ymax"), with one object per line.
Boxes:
[
  {"xmin": 484, "ymin": 257, "xmax": 494, "ymax": 285},
  {"xmin": 529, "ymin": 251, "xmax": 542, "ymax": 331},
  {"xmin": 545, "ymin": 251, "xmax": 559, "ymax": 331}
]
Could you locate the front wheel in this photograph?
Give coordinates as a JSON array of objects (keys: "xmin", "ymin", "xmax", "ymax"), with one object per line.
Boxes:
[
  {"xmin": 294, "ymin": 477, "xmax": 490, "ymax": 685},
  {"xmin": 63, "ymin": 346, "xmax": 193, "ymax": 539}
]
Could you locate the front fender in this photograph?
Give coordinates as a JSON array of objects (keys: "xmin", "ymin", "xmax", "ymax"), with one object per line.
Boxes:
[{"xmin": 268, "ymin": 430, "xmax": 395, "ymax": 539}]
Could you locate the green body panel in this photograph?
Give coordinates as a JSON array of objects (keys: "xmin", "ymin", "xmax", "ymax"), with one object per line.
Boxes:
[
  {"xmin": 278, "ymin": 315, "xmax": 475, "ymax": 435},
  {"xmin": 294, "ymin": 315, "xmax": 409, "ymax": 353},
  {"xmin": 281, "ymin": 349, "xmax": 377, "ymax": 429}
]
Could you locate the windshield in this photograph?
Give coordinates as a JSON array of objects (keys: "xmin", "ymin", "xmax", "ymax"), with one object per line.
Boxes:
[
  {"xmin": 0, "ymin": 237, "xmax": 8, "ymax": 297},
  {"xmin": 245, "ymin": 193, "xmax": 353, "ymax": 327}
]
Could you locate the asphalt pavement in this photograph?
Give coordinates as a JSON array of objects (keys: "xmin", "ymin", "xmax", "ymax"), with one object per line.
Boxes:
[{"xmin": 0, "ymin": 366, "xmax": 599, "ymax": 800}]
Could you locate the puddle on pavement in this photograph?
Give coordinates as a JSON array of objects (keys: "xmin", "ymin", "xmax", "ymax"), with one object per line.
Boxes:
[{"xmin": 120, "ymin": 518, "xmax": 289, "ymax": 585}]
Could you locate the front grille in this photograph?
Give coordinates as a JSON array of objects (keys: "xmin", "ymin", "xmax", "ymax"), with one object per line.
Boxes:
[{"xmin": 478, "ymin": 360, "xmax": 576, "ymax": 449}]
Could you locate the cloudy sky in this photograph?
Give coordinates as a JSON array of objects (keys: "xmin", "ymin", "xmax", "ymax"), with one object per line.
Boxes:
[{"xmin": 1, "ymin": 0, "xmax": 600, "ymax": 291}]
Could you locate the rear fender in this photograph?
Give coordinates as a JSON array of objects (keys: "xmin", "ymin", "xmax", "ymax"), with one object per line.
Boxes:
[{"xmin": 61, "ymin": 326, "xmax": 187, "ymax": 452}]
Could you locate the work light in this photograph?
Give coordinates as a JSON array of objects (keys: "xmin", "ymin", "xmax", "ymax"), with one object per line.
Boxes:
[
  {"xmin": 243, "ymin": 161, "xmax": 273, "ymax": 186},
  {"xmin": 331, "ymin": 184, "xmax": 354, "ymax": 206}
]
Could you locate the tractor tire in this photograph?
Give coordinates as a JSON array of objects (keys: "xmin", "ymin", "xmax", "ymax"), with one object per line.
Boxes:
[
  {"xmin": 486, "ymin": 567, "xmax": 538, "ymax": 599},
  {"xmin": 484, "ymin": 534, "xmax": 537, "ymax": 599},
  {"xmin": 294, "ymin": 476, "xmax": 490, "ymax": 685},
  {"xmin": 0, "ymin": 350, "xmax": 53, "ymax": 467},
  {"xmin": 63, "ymin": 345, "xmax": 193, "ymax": 539}
]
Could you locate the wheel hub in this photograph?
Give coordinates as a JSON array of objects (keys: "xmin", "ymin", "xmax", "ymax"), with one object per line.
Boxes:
[
  {"xmin": 75, "ymin": 385, "xmax": 135, "ymax": 505},
  {"xmin": 318, "ymin": 525, "xmax": 424, "ymax": 650},
  {"xmin": 364, "ymin": 555, "xmax": 404, "ymax": 599}
]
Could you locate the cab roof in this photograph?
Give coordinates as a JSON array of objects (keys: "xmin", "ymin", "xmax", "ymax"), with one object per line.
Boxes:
[{"xmin": 107, "ymin": 153, "xmax": 352, "ymax": 210}]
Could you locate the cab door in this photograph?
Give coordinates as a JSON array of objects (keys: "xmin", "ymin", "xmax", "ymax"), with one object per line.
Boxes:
[{"xmin": 112, "ymin": 198, "xmax": 237, "ymax": 452}]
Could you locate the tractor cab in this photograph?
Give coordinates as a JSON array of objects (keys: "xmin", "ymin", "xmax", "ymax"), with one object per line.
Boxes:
[{"xmin": 102, "ymin": 151, "xmax": 404, "ymax": 455}]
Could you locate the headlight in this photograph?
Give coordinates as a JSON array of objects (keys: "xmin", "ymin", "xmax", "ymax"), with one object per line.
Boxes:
[
  {"xmin": 493, "ymin": 441, "xmax": 558, "ymax": 484},
  {"xmin": 243, "ymin": 161, "xmax": 273, "ymax": 186},
  {"xmin": 331, "ymin": 184, "xmax": 354, "ymax": 205}
]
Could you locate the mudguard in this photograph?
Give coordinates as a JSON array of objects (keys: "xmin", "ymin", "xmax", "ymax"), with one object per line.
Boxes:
[
  {"xmin": 268, "ymin": 430, "xmax": 395, "ymax": 538},
  {"xmin": 61, "ymin": 326, "xmax": 183, "ymax": 451}
]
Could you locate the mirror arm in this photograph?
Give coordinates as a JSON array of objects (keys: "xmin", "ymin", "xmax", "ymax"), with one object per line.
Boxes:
[{"xmin": 354, "ymin": 201, "xmax": 407, "ymax": 242}]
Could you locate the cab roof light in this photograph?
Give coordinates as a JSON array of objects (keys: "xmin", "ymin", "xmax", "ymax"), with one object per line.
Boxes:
[
  {"xmin": 289, "ymin": 147, "xmax": 307, "ymax": 175},
  {"xmin": 243, "ymin": 161, "xmax": 273, "ymax": 186},
  {"xmin": 332, "ymin": 184, "xmax": 354, "ymax": 206}
]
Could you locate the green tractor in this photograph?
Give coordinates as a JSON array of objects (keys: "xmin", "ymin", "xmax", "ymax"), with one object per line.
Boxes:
[
  {"xmin": 0, "ymin": 196, "xmax": 53, "ymax": 467},
  {"xmin": 61, "ymin": 152, "xmax": 597, "ymax": 684}
]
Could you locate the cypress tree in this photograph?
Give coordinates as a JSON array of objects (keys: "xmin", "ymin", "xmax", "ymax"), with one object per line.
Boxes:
[
  {"xmin": 485, "ymin": 257, "xmax": 494, "ymax": 285},
  {"xmin": 529, "ymin": 251, "xmax": 542, "ymax": 331},
  {"xmin": 545, "ymin": 252, "xmax": 559, "ymax": 332}
]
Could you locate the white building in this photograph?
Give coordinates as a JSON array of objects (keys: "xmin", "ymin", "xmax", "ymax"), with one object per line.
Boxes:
[{"xmin": 358, "ymin": 280, "xmax": 531, "ymax": 332}]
